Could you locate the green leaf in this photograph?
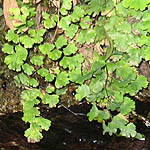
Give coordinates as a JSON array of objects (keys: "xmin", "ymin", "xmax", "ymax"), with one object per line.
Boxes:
[
  {"xmin": 80, "ymin": 16, "xmax": 92, "ymax": 29},
  {"xmin": 103, "ymin": 113, "xmax": 127, "ymax": 136},
  {"xmin": 4, "ymin": 45, "xmax": 28, "ymax": 71},
  {"xmin": 23, "ymin": 102, "xmax": 40, "ymax": 122},
  {"xmin": 22, "ymin": 63, "xmax": 35, "ymax": 75},
  {"xmin": 60, "ymin": 8, "xmax": 68, "ymax": 15},
  {"xmin": 140, "ymin": 21, "xmax": 150, "ymax": 32},
  {"xmin": 28, "ymin": 29, "xmax": 46, "ymax": 44},
  {"xmin": 56, "ymin": 87, "xmax": 68, "ymax": 95},
  {"xmin": 61, "ymin": 0, "xmax": 72, "ymax": 10},
  {"xmin": 120, "ymin": 123, "xmax": 137, "ymax": 138},
  {"xmin": 60, "ymin": 54, "xmax": 84, "ymax": 70},
  {"xmin": 39, "ymin": 43, "xmax": 55, "ymax": 55},
  {"xmin": 55, "ymin": 71, "xmax": 70, "ymax": 88},
  {"xmin": 65, "ymin": 24, "xmax": 78, "ymax": 39},
  {"xmin": 122, "ymin": 0, "xmax": 150, "ymax": 11},
  {"xmin": 138, "ymin": 36, "xmax": 150, "ymax": 46},
  {"xmin": 114, "ymin": 91, "xmax": 124, "ymax": 103},
  {"xmin": 5, "ymin": 30, "xmax": 19, "ymax": 44},
  {"xmin": 75, "ymin": 84, "xmax": 90, "ymax": 101},
  {"xmin": 0, "ymin": 8, "xmax": 3, "ymax": 17},
  {"xmin": 144, "ymin": 47, "xmax": 150, "ymax": 61},
  {"xmin": 42, "ymin": 94, "xmax": 59, "ymax": 108},
  {"xmin": 89, "ymin": 77, "xmax": 104, "ymax": 93},
  {"xmin": 58, "ymin": 16, "xmax": 71, "ymax": 30},
  {"xmin": 55, "ymin": 35, "xmax": 67, "ymax": 49},
  {"xmin": 46, "ymin": 86, "xmax": 55, "ymax": 94},
  {"xmin": 94, "ymin": 25, "xmax": 105, "ymax": 41},
  {"xmin": 30, "ymin": 56, "xmax": 44, "ymax": 66},
  {"xmin": 86, "ymin": 0, "xmax": 104, "ymax": 15},
  {"xmin": 116, "ymin": 65, "xmax": 137, "ymax": 82},
  {"xmin": 34, "ymin": 117, "xmax": 51, "ymax": 131},
  {"xmin": 117, "ymin": 21, "xmax": 131, "ymax": 33},
  {"xmin": 2, "ymin": 43, "xmax": 14, "ymax": 54},
  {"xmin": 37, "ymin": 68, "xmax": 55, "ymax": 82},
  {"xmin": 20, "ymin": 35, "xmax": 34, "ymax": 48},
  {"xmin": 71, "ymin": 6, "xmax": 85, "ymax": 22},
  {"xmin": 42, "ymin": 13, "xmax": 58, "ymax": 28},
  {"xmin": 127, "ymin": 48, "xmax": 143, "ymax": 66},
  {"xmin": 120, "ymin": 97, "xmax": 135, "ymax": 115},
  {"xmin": 17, "ymin": 73, "xmax": 30, "ymax": 86},
  {"xmin": 69, "ymin": 68, "xmax": 85, "ymax": 84},
  {"xmin": 43, "ymin": 18, "xmax": 56, "ymax": 29},
  {"xmin": 29, "ymin": 78, "xmax": 39, "ymax": 87},
  {"xmin": 42, "ymin": 12, "xmax": 50, "ymax": 19},
  {"xmin": 87, "ymin": 92, "xmax": 104, "ymax": 103},
  {"xmin": 76, "ymin": 29, "xmax": 96, "ymax": 44},
  {"xmin": 107, "ymin": 102, "xmax": 120, "ymax": 111},
  {"xmin": 48, "ymin": 49, "xmax": 62, "ymax": 60},
  {"xmin": 24, "ymin": 123, "xmax": 43, "ymax": 143},
  {"xmin": 87, "ymin": 104, "xmax": 99, "ymax": 121},
  {"xmin": 63, "ymin": 43, "xmax": 78, "ymax": 55},
  {"xmin": 127, "ymin": 75, "xmax": 148, "ymax": 95},
  {"xmin": 97, "ymin": 110, "xmax": 110, "ymax": 122},
  {"xmin": 21, "ymin": 89, "xmax": 43, "ymax": 101}
]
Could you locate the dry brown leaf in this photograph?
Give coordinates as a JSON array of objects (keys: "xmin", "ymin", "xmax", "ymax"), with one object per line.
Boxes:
[{"xmin": 3, "ymin": 0, "xmax": 18, "ymax": 29}]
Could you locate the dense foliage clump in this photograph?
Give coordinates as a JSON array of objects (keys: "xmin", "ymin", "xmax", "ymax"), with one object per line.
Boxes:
[{"xmin": 1, "ymin": 0, "xmax": 150, "ymax": 142}]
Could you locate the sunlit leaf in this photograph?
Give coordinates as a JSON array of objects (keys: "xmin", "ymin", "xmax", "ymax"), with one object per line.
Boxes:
[
  {"xmin": 75, "ymin": 84, "xmax": 90, "ymax": 101},
  {"xmin": 87, "ymin": 104, "xmax": 99, "ymax": 121},
  {"xmin": 42, "ymin": 94, "xmax": 59, "ymax": 108},
  {"xmin": 55, "ymin": 35, "xmax": 67, "ymax": 49},
  {"xmin": 69, "ymin": 68, "xmax": 85, "ymax": 84},
  {"xmin": 43, "ymin": 18, "xmax": 56, "ymax": 29},
  {"xmin": 89, "ymin": 76, "xmax": 104, "ymax": 93},
  {"xmin": 2, "ymin": 43, "xmax": 14, "ymax": 54},
  {"xmin": 120, "ymin": 123, "xmax": 137, "ymax": 138},
  {"xmin": 61, "ymin": 0, "xmax": 72, "ymax": 10},
  {"xmin": 21, "ymin": 89, "xmax": 42, "ymax": 101},
  {"xmin": 23, "ymin": 103, "xmax": 40, "ymax": 122},
  {"xmin": 20, "ymin": 35, "xmax": 34, "ymax": 48},
  {"xmin": 28, "ymin": 29, "xmax": 46, "ymax": 43},
  {"xmin": 122, "ymin": 0, "xmax": 150, "ymax": 11},
  {"xmin": 58, "ymin": 16, "xmax": 71, "ymax": 30},
  {"xmin": 24, "ymin": 123, "xmax": 42, "ymax": 143},
  {"xmin": 5, "ymin": 30, "xmax": 19, "ymax": 43},
  {"xmin": 71, "ymin": 6, "xmax": 85, "ymax": 22},
  {"xmin": 65, "ymin": 24, "xmax": 78, "ymax": 39},
  {"xmin": 34, "ymin": 117, "xmax": 51, "ymax": 131},
  {"xmin": 37, "ymin": 68, "xmax": 55, "ymax": 82},
  {"xmin": 60, "ymin": 54, "xmax": 84, "ymax": 70},
  {"xmin": 120, "ymin": 97, "xmax": 135, "ymax": 115},
  {"xmin": 55, "ymin": 71, "xmax": 69, "ymax": 88},
  {"xmin": 30, "ymin": 56, "xmax": 44, "ymax": 66},
  {"xmin": 29, "ymin": 78, "xmax": 39, "ymax": 87},
  {"xmin": 39, "ymin": 43, "xmax": 55, "ymax": 55},
  {"xmin": 46, "ymin": 86, "xmax": 55, "ymax": 94},
  {"xmin": 22, "ymin": 63, "xmax": 35, "ymax": 75},
  {"xmin": 4, "ymin": 45, "xmax": 28, "ymax": 71},
  {"xmin": 114, "ymin": 91, "xmax": 124, "ymax": 103},
  {"xmin": 76, "ymin": 29, "xmax": 96, "ymax": 44},
  {"xmin": 63, "ymin": 43, "xmax": 78, "ymax": 55},
  {"xmin": 80, "ymin": 16, "xmax": 92, "ymax": 29},
  {"xmin": 48, "ymin": 49, "xmax": 62, "ymax": 60}
]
